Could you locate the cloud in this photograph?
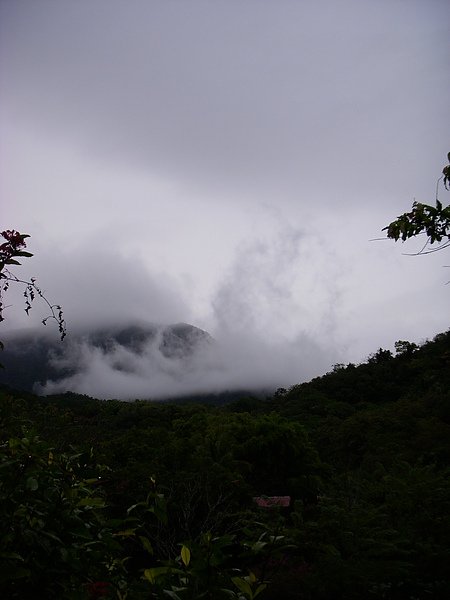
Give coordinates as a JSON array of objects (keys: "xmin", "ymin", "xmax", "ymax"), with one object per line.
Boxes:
[
  {"xmin": 38, "ymin": 331, "xmax": 212, "ymax": 399},
  {"xmin": 2, "ymin": 241, "xmax": 191, "ymax": 333},
  {"xmin": 1, "ymin": 0, "xmax": 448, "ymax": 206},
  {"xmin": 211, "ymin": 227, "xmax": 342, "ymax": 341},
  {"xmin": 36, "ymin": 229, "xmax": 338, "ymax": 399},
  {"xmin": 36, "ymin": 325, "xmax": 333, "ymax": 401},
  {"xmin": 7, "ymin": 225, "xmax": 447, "ymax": 401}
]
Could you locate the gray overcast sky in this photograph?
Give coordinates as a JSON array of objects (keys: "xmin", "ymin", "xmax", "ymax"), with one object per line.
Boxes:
[{"xmin": 1, "ymin": 0, "xmax": 449, "ymax": 392}]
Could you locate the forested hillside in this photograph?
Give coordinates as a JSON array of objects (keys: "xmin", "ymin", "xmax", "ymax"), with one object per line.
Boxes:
[{"xmin": 1, "ymin": 330, "xmax": 449, "ymax": 599}]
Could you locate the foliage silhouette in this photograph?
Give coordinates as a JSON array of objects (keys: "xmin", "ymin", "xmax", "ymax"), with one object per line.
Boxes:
[
  {"xmin": 383, "ymin": 153, "xmax": 450, "ymax": 254},
  {"xmin": 0, "ymin": 229, "xmax": 66, "ymax": 342}
]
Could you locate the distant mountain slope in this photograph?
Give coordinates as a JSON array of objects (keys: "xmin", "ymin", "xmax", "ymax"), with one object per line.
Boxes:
[{"xmin": 0, "ymin": 322, "xmax": 213, "ymax": 394}]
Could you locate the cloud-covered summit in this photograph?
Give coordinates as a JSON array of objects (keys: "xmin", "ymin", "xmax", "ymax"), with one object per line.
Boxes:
[
  {"xmin": 1, "ymin": 322, "xmax": 211, "ymax": 399},
  {"xmin": 1, "ymin": 317, "xmax": 333, "ymax": 401}
]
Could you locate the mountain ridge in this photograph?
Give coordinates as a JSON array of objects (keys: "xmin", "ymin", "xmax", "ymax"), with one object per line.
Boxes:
[{"xmin": 0, "ymin": 321, "xmax": 213, "ymax": 395}]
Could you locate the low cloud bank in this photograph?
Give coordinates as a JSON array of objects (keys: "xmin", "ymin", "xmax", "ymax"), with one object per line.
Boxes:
[
  {"xmin": 37, "ymin": 229, "xmax": 339, "ymax": 400},
  {"xmin": 4, "ymin": 227, "xmax": 340, "ymax": 400},
  {"xmin": 36, "ymin": 325, "xmax": 332, "ymax": 400}
]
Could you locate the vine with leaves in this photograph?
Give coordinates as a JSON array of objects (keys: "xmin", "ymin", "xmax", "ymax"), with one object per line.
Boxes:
[{"xmin": 0, "ymin": 229, "xmax": 66, "ymax": 345}]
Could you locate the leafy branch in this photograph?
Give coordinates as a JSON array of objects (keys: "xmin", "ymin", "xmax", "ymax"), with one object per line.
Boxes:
[
  {"xmin": 382, "ymin": 152, "xmax": 450, "ymax": 254},
  {"xmin": 0, "ymin": 229, "xmax": 66, "ymax": 340}
]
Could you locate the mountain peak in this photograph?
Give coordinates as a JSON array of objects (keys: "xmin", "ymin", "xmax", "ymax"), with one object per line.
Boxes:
[{"xmin": 0, "ymin": 321, "xmax": 213, "ymax": 396}]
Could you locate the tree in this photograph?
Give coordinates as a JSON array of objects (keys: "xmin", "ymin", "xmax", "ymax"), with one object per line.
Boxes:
[
  {"xmin": 394, "ymin": 340, "xmax": 418, "ymax": 357},
  {"xmin": 0, "ymin": 229, "xmax": 66, "ymax": 342},
  {"xmin": 383, "ymin": 153, "xmax": 450, "ymax": 254}
]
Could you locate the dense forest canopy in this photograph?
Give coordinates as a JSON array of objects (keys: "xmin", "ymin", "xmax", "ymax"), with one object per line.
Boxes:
[{"xmin": 1, "ymin": 329, "xmax": 449, "ymax": 599}]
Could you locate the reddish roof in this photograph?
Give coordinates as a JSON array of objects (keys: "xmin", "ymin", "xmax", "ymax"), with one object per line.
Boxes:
[{"xmin": 253, "ymin": 496, "xmax": 291, "ymax": 508}]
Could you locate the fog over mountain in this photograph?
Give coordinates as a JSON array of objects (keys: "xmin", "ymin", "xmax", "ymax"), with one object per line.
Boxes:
[
  {"xmin": 0, "ymin": 320, "xmax": 331, "ymax": 400},
  {"xmin": 0, "ymin": 231, "xmax": 338, "ymax": 399},
  {"xmin": 0, "ymin": 224, "xmax": 446, "ymax": 400}
]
